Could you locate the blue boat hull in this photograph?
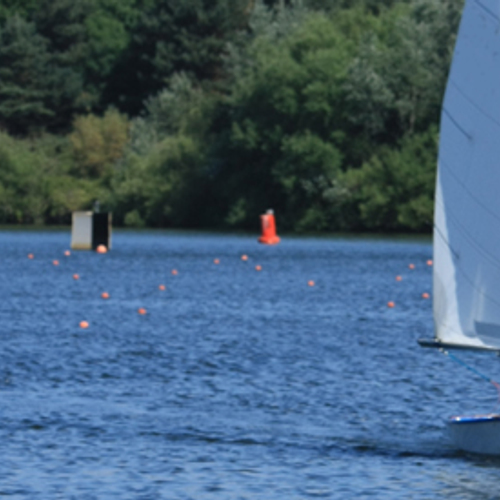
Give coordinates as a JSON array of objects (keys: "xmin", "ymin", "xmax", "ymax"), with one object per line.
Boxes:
[{"xmin": 448, "ymin": 414, "xmax": 500, "ymax": 455}]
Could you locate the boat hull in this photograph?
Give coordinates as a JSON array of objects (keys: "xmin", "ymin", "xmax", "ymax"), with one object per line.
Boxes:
[{"xmin": 448, "ymin": 414, "xmax": 500, "ymax": 455}]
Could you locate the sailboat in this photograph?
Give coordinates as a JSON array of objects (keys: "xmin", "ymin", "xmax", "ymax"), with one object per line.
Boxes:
[{"xmin": 418, "ymin": 0, "xmax": 500, "ymax": 455}]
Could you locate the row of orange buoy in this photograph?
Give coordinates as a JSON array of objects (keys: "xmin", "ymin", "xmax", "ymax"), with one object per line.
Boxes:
[
  {"xmin": 32, "ymin": 252, "xmax": 270, "ymax": 276},
  {"xmin": 28, "ymin": 246, "xmax": 318, "ymax": 329},
  {"xmin": 387, "ymin": 259, "xmax": 433, "ymax": 308},
  {"xmin": 28, "ymin": 246, "xmax": 114, "ymax": 329},
  {"xmin": 28, "ymin": 246, "xmax": 108, "ymax": 260}
]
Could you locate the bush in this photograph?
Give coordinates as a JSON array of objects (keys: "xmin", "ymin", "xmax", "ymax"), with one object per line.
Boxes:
[{"xmin": 70, "ymin": 108, "xmax": 129, "ymax": 181}]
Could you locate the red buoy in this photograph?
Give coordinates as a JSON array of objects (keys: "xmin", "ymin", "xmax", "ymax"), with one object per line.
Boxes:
[{"xmin": 258, "ymin": 209, "xmax": 280, "ymax": 245}]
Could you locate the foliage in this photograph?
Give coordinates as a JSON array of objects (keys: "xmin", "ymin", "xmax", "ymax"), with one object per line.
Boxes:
[
  {"xmin": 212, "ymin": 10, "xmax": 361, "ymax": 229},
  {"xmin": 69, "ymin": 108, "xmax": 129, "ymax": 181},
  {"xmin": 0, "ymin": 132, "xmax": 98, "ymax": 224},
  {"xmin": 341, "ymin": 126, "xmax": 438, "ymax": 231},
  {"xmin": 0, "ymin": 16, "xmax": 74, "ymax": 134},
  {"xmin": 112, "ymin": 134, "xmax": 206, "ymax": 227},
  {"xmin": 105, "ymin": 0, "xmax": 250, "ymax": 114},
  {"xmin": 0, "ymin": 0, "xmax": 465, "ymax": 232},
  {"xmin": 144, "ymin": 72, "xmax": 216, "ymax": 139}
]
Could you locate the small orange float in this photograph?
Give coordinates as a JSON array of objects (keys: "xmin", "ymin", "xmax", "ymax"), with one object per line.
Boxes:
[
  {"xmin": 28, "ymin": 253, "xmax": 34, "ymax": 259},
  {"xmin": 171, "ymin": 269, "xmax": 178, "ymax": 276},
  {"xmin": 53, "ymin": 260, "xmax": 59, "ymax": 266},
  {"xmin": 422, "ymin": 292, "xmax": 430, "ymax": 299},
  {"xmin": 96, "ymin": 245, "xmax": 107, "ymax": 254},
  {"xmin": 308, "ymin": 280, "xmax": 315, "ymax": 287},
  {"xmin": 214, "ymin": 259, "xmax": 220, "ymax": 265},
  {"xmin": 73, "ymin": 274, "xmax": 79, "ymax": 280},
  {"xmin": 138, "ymin": 308, "xmax": 147, "ymax": 315},
  {"xmin": 241, "ymin": 255, "xmax": 248, "ymax": 261},
  {"xmin": 387, "ymin": 301, "xmax": 395, "ymax": 308},
  {"xmin": 158, "ymin": 284, "xmax": 166, "ymax": 291},
  {"xmin": 101, "ymin": 292, "xmax": 109, "ymax": 299},
  {"xmin": 64, "ymin": 250, "xmax": 71, "ymax": 256},
  {"xmin": 427, "ymin": 260, "xmax": 433, "ymax": 266},
  {"xmin": 396, "ymin": 276, "xmax": 402, "ymax": 282},
  {"xmin": 79, "ymin": 321, "xmax": 89, "ymax": 329},
  {"xmin": 255, "ymin": 265, "xmax": 262, "ymax": 271},
  {"xmin": 408, "ymin": 263, "xmax": 415, "ymax": 270}
]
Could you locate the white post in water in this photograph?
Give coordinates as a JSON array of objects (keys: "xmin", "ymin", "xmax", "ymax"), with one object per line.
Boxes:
[{"xmin": 71, "ymin": 211, "xmax": 112, "ymax": 250}]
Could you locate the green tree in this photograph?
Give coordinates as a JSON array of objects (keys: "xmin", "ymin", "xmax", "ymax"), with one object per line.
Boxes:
[
  {"xmin": 0, "ymin": 16, "xmax": 73, "ymax": 134},
  {"xmin": 343, "ymin": 0, "xmax": 463, "ymax": 157},
  {"xmin": 107, "ymin": 0, "xmax": 249, "ymax": 114},
  {"xmin": 33, "ymin": 0, "xmax": 140, "ymax": 116},
  {"xmin": 112, "ymin": 134, "xmax": 206, "ymax": 227},
  {"xmin": 341, "ymin": 126, "xmax": 438, "ymax": 231},
  {"xmin": 213, "ymin": 11, "xmax": 356, "ymax": 229},
  {"xmin": 0, "ymin": 131, "xmax": 91, "ymax": 224},
  {"xmin": 0, "ymin": 0, "xmax": 39, "ymax": 23},
  {"xmin": 70, "ymin": 108, "xmax": 129, "ymax": 182}
]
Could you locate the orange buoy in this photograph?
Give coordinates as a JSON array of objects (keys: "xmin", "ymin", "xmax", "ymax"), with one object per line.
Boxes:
[
  {"xmin": 214, "ymin": 258, "xmax": 220, "ymax": 265},
  {"xmin": 101, "ymin": 292, "xmax": 109, "ymax": 299},
  {"xmin": 308, "ymin": 280, "xmax": 315, "ymax": 287},
  {"xmin": 53, "ymin": 260, "xmax": 59, "ymax": 266},
  {"xmin": 387, "ymin": 301, "xmax": 395, "ymax": 308},
  {"xmin": 255, "ymin": 265, "xmax": 262, "ymax": 271},
  {"xmin": 64, "ymin": 250, "xmax": 71, "ymax": 256},
  {"xmin": 396, "ymin": 275, "xmax": 402, "ymax": 282},
  {"xmin": 422, "ymin": 292, "xmax": 430, "ymax": 299},
  {"xmin": 73, "ymin": 274, "xmax": 79, "ymax": 280},
  {"xmin": 79, "ymin": 321, "xmax": 89, "ymax": 329},
  {"xmin": 28, "ymin": 253, "xmax": 34, "ymax": 259},
  {"xmin": 171, "ymin": 269, "xmax": 178, "ymax": 276},
  {"xmin": 96, "ymin": 244, "xmax": 107, "ymax": 254},
  {"xmin": 258, "ymin": 209, "xmax": 280, "ymax": 245},
  {"xmin": 408, "ymin": 263, "xmax": 415, "ymax": 270},
  {"xmin": 241, "ymin": 255, "xmax": 248, "ymax": 261},
  {"xmin": 158, "ymin": 284, "xmax": 166, "ymax": 291},
  {"xmin": 427, "ymin": 260, "xmax": 433, "ymax": 266},
  {"xmin": 138, "ymin": 307, "xmax": 147, "ymax": 315}
]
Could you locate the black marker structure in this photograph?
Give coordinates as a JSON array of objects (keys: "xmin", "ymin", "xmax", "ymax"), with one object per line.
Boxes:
[{"xmin": 71, "ymin": 212, "xmax": 112, "ymax": 250}]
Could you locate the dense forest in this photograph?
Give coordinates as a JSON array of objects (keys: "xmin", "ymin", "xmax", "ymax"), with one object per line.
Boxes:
[{"xmin": 0, "ymin": 0, "xmax": 463, "ymax": 232}]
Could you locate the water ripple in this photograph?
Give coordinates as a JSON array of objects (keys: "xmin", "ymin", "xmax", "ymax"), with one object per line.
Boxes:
[{"xmin": 0, "ymin": 231, "xmax": 498, "ymax": 498}]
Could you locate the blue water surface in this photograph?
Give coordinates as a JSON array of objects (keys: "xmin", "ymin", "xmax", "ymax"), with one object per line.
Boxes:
[{"xmin": 1, "ymin": 230, "xmax": 500, "ymax": 499}]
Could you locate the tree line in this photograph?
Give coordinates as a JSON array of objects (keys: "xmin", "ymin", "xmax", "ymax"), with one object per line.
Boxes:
[{"xmin": 0, "ymin": 0, "xmax": 463, "ymax": 232}]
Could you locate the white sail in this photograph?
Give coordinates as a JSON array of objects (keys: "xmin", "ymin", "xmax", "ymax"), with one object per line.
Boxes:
[{"xmin": 434, "ymin": 0, "xmax": 500, "ymax": 350}]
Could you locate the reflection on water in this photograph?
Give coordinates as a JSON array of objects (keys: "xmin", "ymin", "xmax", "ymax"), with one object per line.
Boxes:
[{"xmin": 0, "ymin": 230, "xmax": 499, "ymax": 498}]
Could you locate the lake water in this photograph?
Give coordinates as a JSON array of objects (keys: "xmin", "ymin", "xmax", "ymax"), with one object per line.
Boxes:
[{"xmin": 1, "ymin": 230, "xmax": 500, "ymax": 499}]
